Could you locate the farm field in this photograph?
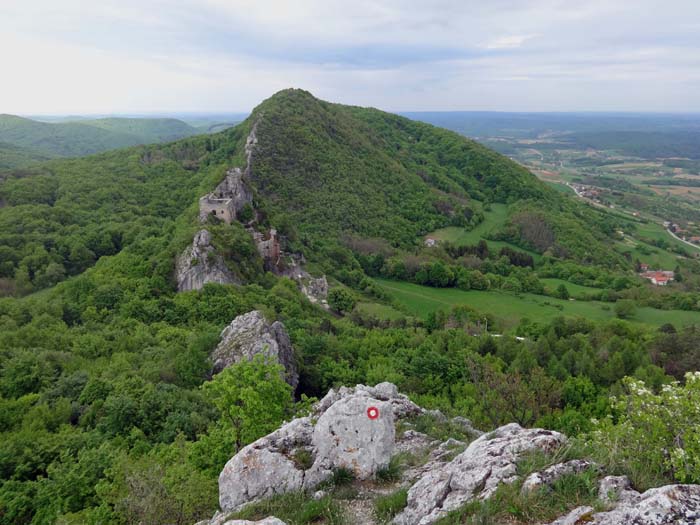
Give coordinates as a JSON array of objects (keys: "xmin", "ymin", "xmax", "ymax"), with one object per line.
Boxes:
[{"xmin": 375, "ymin": 278, "xmax": 700, "ymax": 329}]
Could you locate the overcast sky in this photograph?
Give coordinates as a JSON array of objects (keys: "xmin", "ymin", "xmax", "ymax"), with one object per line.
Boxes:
[{"xmin": 2, "ymin": 0, "xmax": 699, "ymax": 114}]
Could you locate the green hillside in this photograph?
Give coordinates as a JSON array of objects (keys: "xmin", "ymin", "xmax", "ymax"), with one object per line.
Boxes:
[
  {"xmin": 0, "ymin": 114, "xmax": 198, "ymax": 159},
  {"xmin": 2, "ymin": 90, "xmax": 700, "ymax": 525},
  {"xmin": 80, "ymin": 117, "xmax": 198, "ymax": 143},
  {"xmin": 0, "ymin": 141, "xmax": 51, "ymax": 170}
]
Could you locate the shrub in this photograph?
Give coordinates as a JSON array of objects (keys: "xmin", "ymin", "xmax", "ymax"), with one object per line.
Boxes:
[{"xmin": 586, "ymin": 374, "xmax": 700, "ymax": 488}]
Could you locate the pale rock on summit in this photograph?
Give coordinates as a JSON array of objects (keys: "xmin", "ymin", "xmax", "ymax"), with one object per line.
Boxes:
[
  {"xmin": 217, "ymin": 383, "xmax": 422, "ymax": 513},
  {"xmin": 176, "ymin": 229, "xmax": 237, "ymax": 292},
  {"xmin": 210, "ymin": 310, "xmax": 298, "ymax": 390},
  {"xmin": 393, "ymin": 423, "xmax": 567, "ymax": 525}
]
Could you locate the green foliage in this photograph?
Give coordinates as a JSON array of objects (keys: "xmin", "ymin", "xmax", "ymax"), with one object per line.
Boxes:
[
  {"xmin": 202, "ymin": 355, "xmax": 293, "ymax": 451},
  {"xmin": 328, "ymin": 288, "xmax": 356, "ymax": 314},
  {"xmin": 586, "ymin": 374, "xmax": 700, "ymax": 487},
  {"xmin": 615, "ymin": 299, "xmax": 636, "ymax": 319},
  {"xmin": 0, "ymin": 114, "xmax": 197, "ymax": 158}
]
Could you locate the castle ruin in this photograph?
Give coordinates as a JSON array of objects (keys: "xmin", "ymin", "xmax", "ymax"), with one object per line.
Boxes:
[{"xmin": 199, "ymin": 167, "xmax": 252, "ymax": 224}]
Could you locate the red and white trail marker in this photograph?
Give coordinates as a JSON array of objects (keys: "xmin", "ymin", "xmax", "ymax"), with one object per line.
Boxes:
[{"xmin": 367, "ymin": 406, "xmax": 379, "ymax": 420}]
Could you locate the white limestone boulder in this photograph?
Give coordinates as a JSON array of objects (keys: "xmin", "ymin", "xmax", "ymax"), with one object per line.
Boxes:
[
  {"xmin": 393, "ymin": 423, "xmax": 567, "ymax": 525},
  {"xmin": 211, "ymin": 310, "xmax": 298, "ymax": 390}
]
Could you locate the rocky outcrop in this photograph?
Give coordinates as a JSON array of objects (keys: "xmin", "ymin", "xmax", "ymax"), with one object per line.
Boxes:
[
  {"xmin": 176, "ymin": 230, "xmax": 237, "ymax": 291},
  {"xmin": 299, "ymin": 275, "xmax": 328, "ymax": 307},
  {"xmin": 521, "ymin": 459, "xmax": 598, "ymax": 493},
  {"xmin": 196, "ymin": 516, "xmax": 286, "ymax": 525},
  {"xmin": 393, "ymin": 423, "xmax": 567, "ymax": 525},
  {"xmin": 211, "ymin": 311, "xmax": 298, "ymax": 390},
  {"xmin": 549, "ymin": 484, "xmax": 700, "ymax": 525},
  {"xmin": 218, "ymin": 383, "xmax": 422, "ymax": 513},
  {"xmin": 224, "ymin": 519, "xmax": 286, "ymax": 525},
  {"xmin": 199, "ymin": 168, "xmax": 253, "ymax": 224}
]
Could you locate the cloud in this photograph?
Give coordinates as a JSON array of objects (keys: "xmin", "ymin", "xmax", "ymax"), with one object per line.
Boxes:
[
  {"xmin": 0, "ymin": 0, "xmax": 699, "ymax": 113},
  {"xmin": 481, "ymin": 34, "xmax": 538, "ymax": 50}
]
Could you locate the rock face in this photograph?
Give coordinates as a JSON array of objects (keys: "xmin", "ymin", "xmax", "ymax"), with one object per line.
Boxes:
[
  {"xmin": 549, "ymin": 484, "xmax": 700, "ymax": 525},
  {"xmin": 218, "ymin": 383, "xmax": 421, "ymax": 513},
  {"xmin": 211, "ymin": 311, "xmax": 298, "ymax": 390},
  {"xmin": 521, "ymin": 459, "xmax": 598, "ymax": 493},
  {"xmin": 393, "ymin": 423, "xmax": 567, "ymax": 525},
  {"xmin": 299, "ymin": 275, "xmax": 328, "ymax": 307},
  {"xmin": 176, "ymin": 230, "xmax": 237, "ymax": 292}
]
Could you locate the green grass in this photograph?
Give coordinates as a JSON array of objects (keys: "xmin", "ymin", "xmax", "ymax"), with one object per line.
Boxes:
[
  {"xmin": 374, "ymin": 488, "xmax": 408, "ymax": 523},
  {"xmin": 540, "ymin": 278, "xmax": 602, "ymax": 297},
  {"xmin": 226, "ymin": 491, "xmax": 346, "ymax": 525},
  {"xmin": 615, "ymin": 221, "xmax": 700, "ymax": 269},
  {"xmin": 354, "ymin": 302, "xmax": 406, "ymax": 321},
  {"xmin": 434, "ymin": 469, "xmax": 600, "ymax": 525},
  {"xmin": 375, "ymin": 278, "xmax": 700, "ymax": 329},
  {"xmin": 426, "ymin": 204, "xmax": 541, "ymax": 259}
]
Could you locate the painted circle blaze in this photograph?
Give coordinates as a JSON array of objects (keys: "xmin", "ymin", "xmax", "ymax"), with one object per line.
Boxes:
[{"xmin": 367, "ymin": 406, "xmax": 379, "ymax": 420}]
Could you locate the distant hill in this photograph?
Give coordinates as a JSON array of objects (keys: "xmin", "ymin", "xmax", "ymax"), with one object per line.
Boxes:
[
  {"xmin": 0, "ymin": 114, "xmax": 199, "ymax": 161},
  {"xmin": 80, "ymin": 117, "xmax": 199, "ymax": 143},
  {"xmin": 0, "ymin": 141, "xmax": 51, "ymax": 170}
]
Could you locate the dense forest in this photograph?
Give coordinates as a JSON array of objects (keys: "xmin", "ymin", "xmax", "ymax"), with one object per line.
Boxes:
[{"xmin": 1, "ymin": 89, "xmax": 699, "ymax": 524}]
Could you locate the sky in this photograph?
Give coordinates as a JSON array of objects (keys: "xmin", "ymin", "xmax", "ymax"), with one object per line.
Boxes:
[{"xmin": 1, "ymin": 0, "xmax": 699, "ymax": 114}]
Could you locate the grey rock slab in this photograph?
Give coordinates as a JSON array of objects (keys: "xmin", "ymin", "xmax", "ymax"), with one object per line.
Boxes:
[
  {"xmin": 176, "ymin": 229, "xmax": 238, "ymax": 291},
  {"xmin": 521, "ymin": 459, "xmax": 598, "ymax": 493},
  {"xmin": 548, "ymin": 484, "xmax": 700, "ymax": 525},
  {"xmin": 308, "ymin": 394, "xmax": 394, "ymax": 480},
  {"xmin": 393, "ymin": 423, "xmax": 567, "ymax": 525},
  {"xmin": 598, "ymin": 475, "xmax": 640, "ymax": 505},
  {"xmin": 211, "ymin": 310, "xmax": 298, "ymax": 390}
]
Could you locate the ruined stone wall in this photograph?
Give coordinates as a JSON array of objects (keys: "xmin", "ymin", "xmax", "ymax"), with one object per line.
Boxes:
[{"xmin": 199, "ymin": 197, "xmax": 235, "ymax": 224}]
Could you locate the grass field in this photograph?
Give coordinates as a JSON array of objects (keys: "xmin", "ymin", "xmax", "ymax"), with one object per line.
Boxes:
[
  {"xmin": 425, "ymin": 204, "xmax": 540, "ymax": 258},
  {"xmin": 375, "ymin": 278, "xmax": 700, "ymax": 329},
  {"xmin": 612, "ymin": 220, "xmax": 699, "ymax": 269},
  {"xmin": 354, "ymin": 302, "xmax": 406, "ymax": 321},
  {"xmin": 540, "ymin": 278, "xmax": 601, "ymax": 297}
]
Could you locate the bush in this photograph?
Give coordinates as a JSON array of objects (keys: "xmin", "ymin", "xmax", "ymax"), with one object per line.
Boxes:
[{"xmin": 586, "ymin": 374, "xmax": 700, "ymax": 488}]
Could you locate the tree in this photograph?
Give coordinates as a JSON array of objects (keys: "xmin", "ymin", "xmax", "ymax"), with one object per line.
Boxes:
[
  {"xmin": 555, "ymin": 283, "xmax": 570, "ymax": 300},
  {"xmin": 328, "ymin": 288, "xmax": 356, "ymax": 314},
  {"xmin": 615, "ymin": 300, "xmax": 636, "ymax": 319},
  {"xmin": 202, "ymin": 355, "xmax": 292, "ymax": 451}
]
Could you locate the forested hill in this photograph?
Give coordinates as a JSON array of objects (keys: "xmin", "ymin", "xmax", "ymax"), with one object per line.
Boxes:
[
  {"xmin": 0, "ymin": 114, "xmax": 199, "ymax": 160},
  {"xmin": 0, "ymin": 89, "xmax": 627, "ymax": 297},
  {"xmin": 2, "ymin": 89, "xmax": 700, "ymax": 525},
  {"xmin": 248, "ymin": 89, "xmax": 555, "ymax": 245}
]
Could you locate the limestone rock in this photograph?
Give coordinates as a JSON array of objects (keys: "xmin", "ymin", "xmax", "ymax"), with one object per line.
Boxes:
[
  {"xmin": 211, "ymin": 310, "xmax": 298, "ymax": 390},
  {"xmin": 223, "ymin": 519, "xmax": 287, "ymax": 525},
  {"xmin": 548, "ymin": 506, "xmax": 595, "ymax": 525},
  {"xmin": 176, "ymin": 229, "xmax": 237, "ymax": 292},
  {"xmin": 310, "ymin": 394, "xmax": 395, "ymax": 480},
  {"xmin": 598, "ymin": 475, "xmax": 640, "ymax": 505},
  {"xmin": 393, "ymin": 423, "xmax": 567, "ymax": 525},
  {"xmin": 521, "ymin": 459, "xmax": 598, "ymax": 493},
  {"xmin": 218, "ymin": 383, "xmax": 420, "ymax": 513},
  {"xmin": 550, "ymin": 484, "xmax": 700, "ymax": 524},
  {"xmin": 299, "ymin": 275, "xmax": 328, "ymax": 307}
]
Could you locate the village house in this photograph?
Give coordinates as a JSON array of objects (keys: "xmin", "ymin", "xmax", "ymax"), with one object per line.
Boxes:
[{"xmin": 640, "ymin": 270, "xmax": 675, "ymax": 286}]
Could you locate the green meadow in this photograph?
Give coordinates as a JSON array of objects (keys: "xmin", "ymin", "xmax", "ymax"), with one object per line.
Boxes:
[{"xmin": 375, "ymin": 278, "xmax": 700, "ymax": 329}]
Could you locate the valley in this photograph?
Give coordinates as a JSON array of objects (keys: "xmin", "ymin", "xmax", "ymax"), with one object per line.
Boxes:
[{"xmin": 2, "ymin": 90, "xmax": 700, "ymax": 525}]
